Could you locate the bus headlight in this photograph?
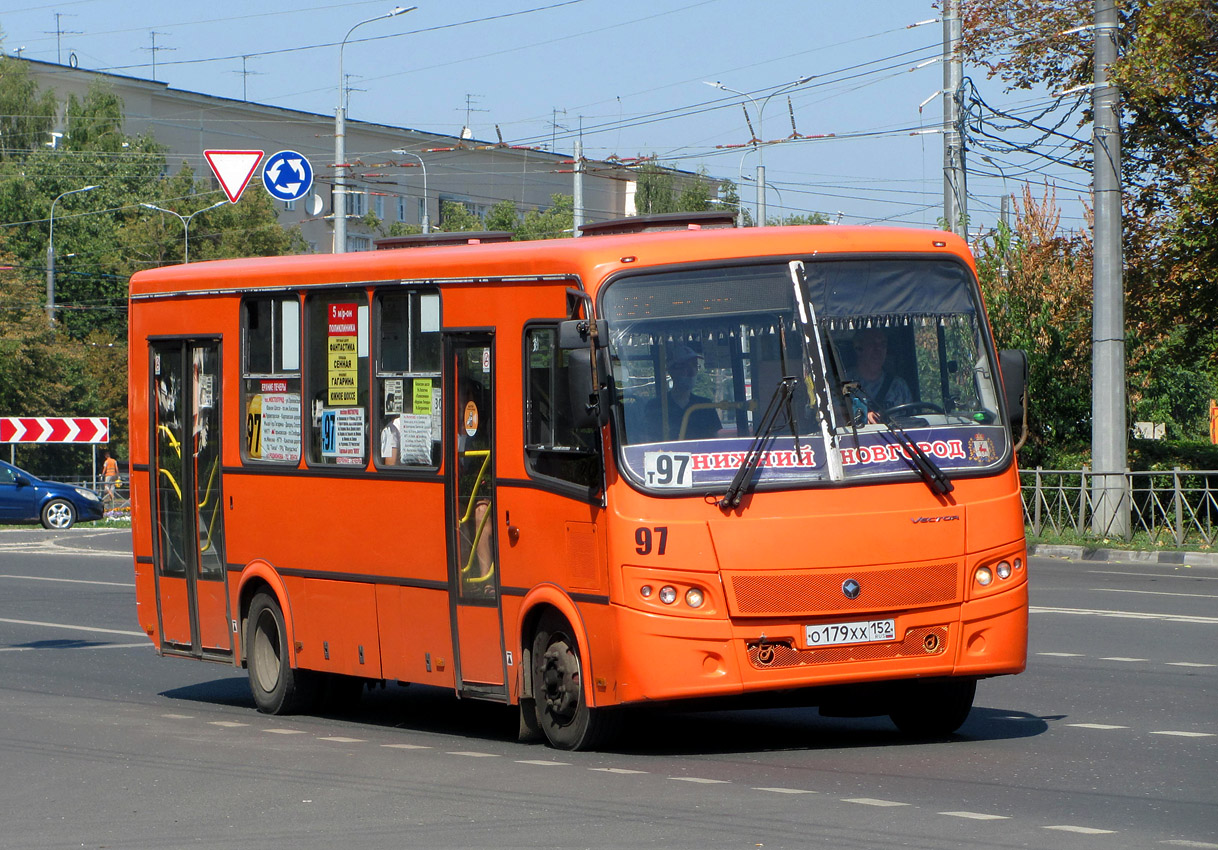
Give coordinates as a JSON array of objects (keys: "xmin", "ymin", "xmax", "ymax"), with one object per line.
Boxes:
[
  {"xmin": 685, "ymin": 588, "xmax": 705, "ymax": 609},
  {"xmin": 659, "ymin": 586, "xmax": 678, "ymax": 605},
  {"xmin": 974, "ymin": 566, "xmax": 994, "ymax": 587},
  {"xmin": 996, "ymin": 560, "xmax": 1012, "ymax": 580},
  {"xmin": 639, "ymin": 585, "xmax": 653, "ymax": 598}
]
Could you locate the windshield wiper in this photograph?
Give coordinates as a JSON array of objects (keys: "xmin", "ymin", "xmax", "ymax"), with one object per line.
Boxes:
[
  {"xmin": 718, "ymin": 376, "xmax": 799, "ymax": 510},
  {"xmin": 847, "ymin": 382, "xmax": 955, "ymax": 496}
]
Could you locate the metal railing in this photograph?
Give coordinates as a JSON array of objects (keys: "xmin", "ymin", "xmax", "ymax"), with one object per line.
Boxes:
[{"xmin": 1021, "ymin": 467, "xmax": 1218, "ymax": 547}]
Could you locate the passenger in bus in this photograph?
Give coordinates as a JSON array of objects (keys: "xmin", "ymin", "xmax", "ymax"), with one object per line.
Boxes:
[
  {"xmin": 380, "ymin": 389, "xmax": 401, "ymax": 464},
  {"xmin": 644, "ymin": 345, "xmax": 721, "ymax": 441},
  {"xmin": 850, "ymin": 328, "xmax": 911, "ymax": 424}
]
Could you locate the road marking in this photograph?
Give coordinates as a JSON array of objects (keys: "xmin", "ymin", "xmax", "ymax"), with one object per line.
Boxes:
[
  {"xmin": 1167, "ymin": 662, "xmax": 1216, "ymax": 668},
  {"xmin": 843, "ymin": 798, "xmax": 910, "ymax": 807},
  {"xmin": 1099, "ymin": 588, "xmax": 1218, "ymax": 599},
  {"xmin": 0, "ymin": 642, "xmax": 148, "ymax": 652},
  {"xmin": 939, "ymin": 811, "xmax": 1009, "ymax": 820},
  {"xmin": 382, "ymin": 743, "xmax": 431, "ymax": 749},
  {"xmin": 1161, "ymin": 841, "xmax": 1218, "ymax": 848},
  {"xmin": 0, "ymin": 617, "xmax": 145, "ymax": 637},
  {"xmin": 264, "ymin": 729, "xmax": 307, "ymax": 735},
  {"xmin": 162, "ymin": 713, "xmax": 194, "ymax": 719},
  {"xmin": 671, "ymin": 777, "xmax": 730, "ymax": 784},
  {"xmin": 318, "ymin": 736, "xmax": 365, "ymax": 743},
  {"xmin": 1086, "ymin": 569, "xmax": 1218, "ymax": 582},
  {"xmin": 589, "ymin": 767, "xmax": 647, "ymax": 774},
  {"xmin": 1149, "ymin": 731, "xmax": 1214, "ymax": 738},
  {"xmin": 1038, "ymin": 652, "xmax": 1085, "ymax": 657},
  {"xmin": 1101, "ymin": 656, "xmax": 1148, "ymax": 662},
  {"xmin": 516, "ymin": 759, "xmax": 569, "ymax": 767},
  {"xmin": 1045, "ymin": 825, "xmax": 1117, "ymax": 835},
  {"xmin": 1031, "ymin": 606, "xmax": 1218, "ymax": 625},
  {"xmin": 755, "ymin": 787, "xmax": 817, "ymax": 794},
  {"xmin": 0, "ymin": 573, "xmax": 134, "ymax": 587},
  {"xmin": 209, "ymin": 721, "xmax": 248, "ymax": 728},
  {"xmin": 1068, "ymin": 723, "xmax": 1128, "ymax": 730},
  {"xmin": 448, "ymin": 751, "xmax": 498, "ymax": 757}
]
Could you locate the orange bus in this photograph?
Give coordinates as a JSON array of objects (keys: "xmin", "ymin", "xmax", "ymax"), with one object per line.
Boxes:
[{"xmin": 128, "ymin": 216, "xmax": 1029, "ymax": 750}]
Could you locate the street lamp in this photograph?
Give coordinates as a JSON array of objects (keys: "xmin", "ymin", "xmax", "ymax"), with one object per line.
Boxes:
[
  {"xmin": 141, "ymin": 200, "xmax": 228, "ymax": 263},
  {"xmin": 391, "ymin": 149, "xmax": 430, "ymax": 233},
  {"xmin": 47, "ymin": 184, "xmax": 98, "ymax": 324},
  {"xmin": 335, "ymin": 6, "xmax": 415, "ymax": 253},
  {"xmin": 704, "ymin": 77, "xmax": 811, "ymax": 227}
]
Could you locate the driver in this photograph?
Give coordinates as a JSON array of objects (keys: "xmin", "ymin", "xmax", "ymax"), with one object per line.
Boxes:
[{"xmin": 851, "ymin": 328, "xmax": 911, "ymax": 423}]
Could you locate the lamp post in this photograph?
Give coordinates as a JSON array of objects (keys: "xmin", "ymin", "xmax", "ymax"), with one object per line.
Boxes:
[
  {"xmin": 705, "ymin": 77, "xmax": 811, "ymax": 227},
  {"xmin": 141, "ymin": 200, "xmax": 228, "ymax": 263},
  {"xmin": 334, "ymin": 6, "xmax": 415, "ymax": 253},
  {"xmin": 391, "ymin": 149, "xmax": 430, "ymax": 233},
  {"xmin": 46, "ymin": 184, "xmax": 98, "ymax": 324}
]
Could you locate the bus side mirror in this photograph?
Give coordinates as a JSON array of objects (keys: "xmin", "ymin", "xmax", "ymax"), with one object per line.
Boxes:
[
  {"xmin": 999, "ymin": 349, "xmax": 1029, "ymax": 449},
  {"xmin": 567, "ymin": 348, "xmax": 611, "ymax": 429},
  {"xmin": 558, "ymin": 319, "xmax": 607, "ymax": 350}
]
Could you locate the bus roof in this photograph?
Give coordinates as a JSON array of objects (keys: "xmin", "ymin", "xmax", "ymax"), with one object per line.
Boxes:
[{"xmin": 128, "ymin": 225, "xmax": 973, "ymax": 298}]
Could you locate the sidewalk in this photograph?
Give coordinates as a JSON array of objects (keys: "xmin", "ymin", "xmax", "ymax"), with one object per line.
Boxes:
[{"xmin": 1029, "ymin": 542, "xmax": 1218, "ymax": 567}]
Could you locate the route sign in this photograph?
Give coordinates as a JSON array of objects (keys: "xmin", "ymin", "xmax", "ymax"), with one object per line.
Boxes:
[
  {"xmin": 262, "ymin": 150, "xmax": 313, "ymax": 202},
  {"xmin": 1, "ymin": 417, "xmax": 109, "ymax": 444},
  {"xmin": 204, "ymin": 149, "xmax": 265, "ymax": 203}
]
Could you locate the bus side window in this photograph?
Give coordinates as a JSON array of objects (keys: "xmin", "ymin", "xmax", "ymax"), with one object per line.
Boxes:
[
  {"xmin": 305, "ymin": 291, "xmax": 369, "ymax": 466},
  {"xmin": 524, "ymin": 326, "xmax": 601, "ymax": 490},
  {"xmin": 374, "ymin": 290, "xmax": 442, "ymax": 468},
  {"xmin": 241, "ymin": 296, "xmax": 302, "ymax": 464}
]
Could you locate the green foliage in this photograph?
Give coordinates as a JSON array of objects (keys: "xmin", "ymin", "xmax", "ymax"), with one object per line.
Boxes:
[
  {"xmin": 484, "ymin": 199, "xmax": 520, "ymax": 233},
  {"xmin": 437, "ymin": 200, "xmax": 483, "ymax": 232},
  {"xmin": 516, "ymin": 194, "xmax": 573, "ymax": 241},
  {"xmin": 767, "ymin": 212, "xmax": 830, "ymax": 226}
]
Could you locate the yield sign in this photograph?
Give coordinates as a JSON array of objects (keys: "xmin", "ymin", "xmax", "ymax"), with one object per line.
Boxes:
[{"xmin": 204, "ymin": 149, "xmax": 265, "ymax": 203}]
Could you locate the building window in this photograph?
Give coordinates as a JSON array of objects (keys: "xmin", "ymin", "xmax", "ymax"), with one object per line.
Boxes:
[
  {"xmin": 347, "ymin": 235, "xmax": 373, "ymax": 252},
  {"xmin": 375, "ymin": 290, "xmax": 442, "ymax": 468},
  {"xmin": 347, "ymin": 191, "xmax": 366, "ymax": 217},
  {"xmin": 373, "ymin": 194, "xmax": 385, "ymax": 219},
  {"xmin": 241, "ymin": 296, "xmax": 302, "ymax": 464},
  {"xmin": 305, "ymin": 291, "xmax": 369, "ymax": 466},
  {"xmin": 397, "ymin": 196, "xmax": 408, "ymax": 222}
]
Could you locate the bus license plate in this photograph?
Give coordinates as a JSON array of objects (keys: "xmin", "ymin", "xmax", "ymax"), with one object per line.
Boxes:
[{"xmin": 804, "ymin": 618, "xmax": 896, "ymax": 647}]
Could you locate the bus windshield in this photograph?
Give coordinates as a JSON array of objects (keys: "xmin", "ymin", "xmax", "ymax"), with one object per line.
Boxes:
[{"xmin": 602, "ymin": 257, "xmax": 1009, "ymax": 494}]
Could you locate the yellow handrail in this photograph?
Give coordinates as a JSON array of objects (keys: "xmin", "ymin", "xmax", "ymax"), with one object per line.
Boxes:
[{"xmin": 458, "ymin": 449, "xmax": 494, "ymax": 583}]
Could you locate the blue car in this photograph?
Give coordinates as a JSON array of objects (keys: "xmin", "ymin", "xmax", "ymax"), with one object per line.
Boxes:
[{"xmin": 0, "ymin": 459, "xmax": 105, "ymax": 529}]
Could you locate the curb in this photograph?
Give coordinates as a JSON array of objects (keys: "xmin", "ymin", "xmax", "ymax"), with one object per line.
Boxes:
[{"xmin": 1029, "ymin": 542, "xmax": 1218, "ymax": 567}]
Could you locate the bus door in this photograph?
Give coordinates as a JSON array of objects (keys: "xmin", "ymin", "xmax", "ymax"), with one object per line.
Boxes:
[
  {"xmin": 446, "ymin": 334, "xmax": 507, "ymax": 697},
  {"xmin": 149, "ymin": 339, "xmax": 231, "ymax": 659}
]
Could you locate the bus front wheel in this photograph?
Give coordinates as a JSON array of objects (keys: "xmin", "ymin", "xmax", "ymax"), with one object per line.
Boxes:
[
  {"xmin": 247, "ymin": 591, "xmax": 315, "ymax": 714},
  {"xmin": 531, "ymin": 612, "xmax": 615, "ymax": 751},
  {"xmin": 888, "ymin": 678, "xmax": 976, "ymax": 737}
]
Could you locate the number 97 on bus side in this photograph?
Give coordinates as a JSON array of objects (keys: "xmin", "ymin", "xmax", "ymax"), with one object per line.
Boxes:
[{"xmin": 644, "ymin": 451, "xmax": 692, "ymax": 488}]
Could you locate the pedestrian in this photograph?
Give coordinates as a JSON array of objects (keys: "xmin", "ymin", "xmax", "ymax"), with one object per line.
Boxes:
[{"xmin": 102, "ymin": 450, "xmax": 119, "ymax": 502}]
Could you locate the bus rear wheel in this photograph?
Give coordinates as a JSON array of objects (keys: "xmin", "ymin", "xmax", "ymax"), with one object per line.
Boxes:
[
  {"xmin": 247, "ymin": 591, "xmax": 315, "ymax": 714},
  {"xmin": 531, "ymin": 612, "xmax": 615, "ymax": 751},
  {"xmin": 888, "ymin": 679, "xmax": 976, "ymax": 737}
]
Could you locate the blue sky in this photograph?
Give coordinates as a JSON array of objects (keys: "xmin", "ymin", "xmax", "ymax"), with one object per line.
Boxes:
[{"xmin": 2, "ymin": 0, "xmax": 1092, "ymax": 233}]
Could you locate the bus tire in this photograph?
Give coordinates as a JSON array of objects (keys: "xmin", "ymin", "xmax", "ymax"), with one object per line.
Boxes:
[
  {"xmin": 247, "ymin": 591, "xmax": 315, "ymax": 714},
  {"xmin": 888, "ymin": 679, "xmax": 976, "ymax": 737},
  {"xmin": 531, "ymin": 611, "xmax": 615, "ymax": 751}
]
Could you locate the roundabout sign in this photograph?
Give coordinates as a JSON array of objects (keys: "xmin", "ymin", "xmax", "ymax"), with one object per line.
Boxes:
[{"xmin": 262, "ymin": 150, "xmax": 313, "ymax": 202}]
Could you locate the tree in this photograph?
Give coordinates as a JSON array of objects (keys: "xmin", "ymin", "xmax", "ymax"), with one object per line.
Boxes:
[
  {"xmin": 437, "ymin": 200, "xmax": 483, "ymax": 232},
  {"xmin": 516, "ymin": 194, "xmax": 573, "ymax": 241},
  {"xmin": 958, "ymin": 0, "xmax": 1218, "ymax": 447}
]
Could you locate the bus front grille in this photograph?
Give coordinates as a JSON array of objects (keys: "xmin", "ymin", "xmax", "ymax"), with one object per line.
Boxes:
[{"xmin": 726, "ymin": 561, "xmax": 959, "ymax": 617}]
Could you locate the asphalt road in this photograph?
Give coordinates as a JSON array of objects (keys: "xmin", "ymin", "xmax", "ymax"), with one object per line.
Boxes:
[{"xmin": 0, "ymin": 526, "xmax": 1214, "ymax": 850}]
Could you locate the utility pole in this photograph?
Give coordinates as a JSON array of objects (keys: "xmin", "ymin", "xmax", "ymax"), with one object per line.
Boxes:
[
  {"xmin": 1091, "ymin": 0, "xmax": 1128, "ymax": 537},
  {"xmin": 573, "ymin": 136, "xmax": 584, "ymax": 237},
  {"xmin": 942, "ymin": 0, "xmax": 966, "ymax": 237}
]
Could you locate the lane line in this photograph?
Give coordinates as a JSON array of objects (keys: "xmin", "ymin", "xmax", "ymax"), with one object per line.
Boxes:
[
  {"xmin": 589, "ymin": 768, "xmax": 647, "ymax": 774},
  {"xmin": 448, "ymin": 751, "xmax": 498, "ymax": 758},
  {"xmin": 0, "ymin": 617, "xmax": 145, "ymax": 637},
  {"xmin": 755, "ymin": 787, "xmax": 817, "ymax": 794},
  {"xmin": 318, "ymin": 736, "xmax": 365, "ymax": 743},
  {"xmin": 1031, "ymin": 606, "xmax": 1218, "ymax": 625},
  {"xmin": 939, "ymin": 811, "xmax": 1009, "ymax": 820},
  {"xmin": 843, "ymin": 798, "xmax": 910, "ymax": 807},
  {"xmin": 1044, "ymin": 825, "xmax": 1117, "ymax": 835},
  {"xmin": 1038, "ymin": 652, "xmax": 1085, "ymax": 657},
  {"xmin": 1085, "ymin": 569, "xmax": 1218, "ymax": 581},
  {"xmin": 1099, "ymin": 588, "xmax": 1218, "ymax": 599},
  {"xmin": 265, "ymin": 729, "xmax": 307, "ymax": 735},
  {"xmin": 1167, "ymin": 662, "xmax": 1216, "ymax": 668},
  {"xmin": 671, "ymin": 777, "xmax": 730, "ymax": 784},
  {"xmin": 1100, "ymin": 656, "xmax": 1148, "ymax": 662},
  {"xmin": 516, "ymin": 759, "xmax": 569, "ymax": 767},
  {"xmin": 0, "ymin": 573, "xmax": 134, "ymax": 587},
  {"xmin": 1161, "ymin": 841, "xmax": 1218, "ymax": 848},
  {"xmin": 1068, "ymin": 723, "xmax": 1128, "ymax": 730},
  {"xmin": 209, "ymin": 721, "xmax": 248, "ymax": 728},
  {"xmin": 382, "ymin": 743, "xmax": 431, "ymax": 749},
  {"xmin": 1149, "ymin": 731, "xmax": 1214, "ymax": 738}
]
